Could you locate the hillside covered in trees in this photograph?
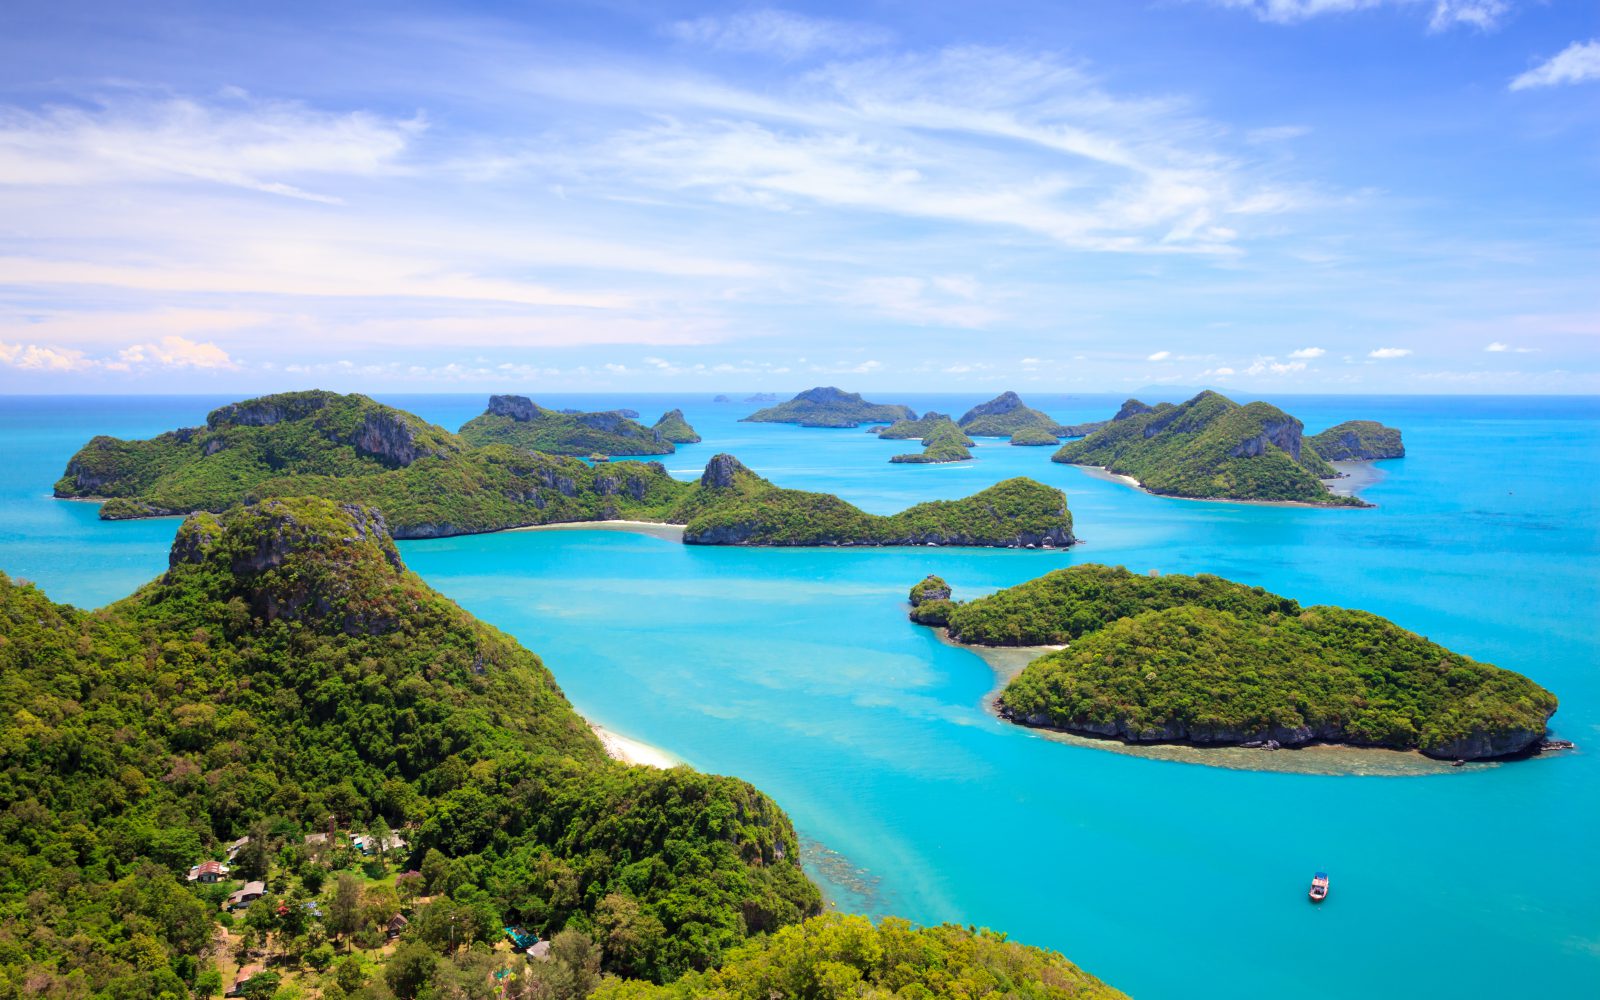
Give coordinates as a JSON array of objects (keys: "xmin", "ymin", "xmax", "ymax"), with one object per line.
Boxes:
[
  {"xmin": 1052, "ymin": 391, "xmax": 1394, "ymax": 505},
  {"xmin": 909, "ymin": 565, "xmax": 1558, "ymax": 759},
  {"xmin": 55, "ymin": 393, "xmax": 1074, "ymax": 548}
]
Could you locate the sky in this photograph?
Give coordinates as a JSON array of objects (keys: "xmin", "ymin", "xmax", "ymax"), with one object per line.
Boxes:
[{"xmin": 0, "ymin": 0, "xmax": 1595, "ymax": 395}]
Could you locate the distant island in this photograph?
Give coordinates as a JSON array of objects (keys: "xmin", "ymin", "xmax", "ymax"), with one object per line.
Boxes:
[
  {"xmin": 460, "ymin": 394, "xmax": 675, "ymax": 456},
  {"xmin": 1008, "ymin": 426, "xmax": 1060, "ymax": 446},
  {"xmin": 55, "ymin": 391, "xmax": 1074, "ymax": 547},
  {"xmin": 681, "ymin": 455, "xmax": 1072, "ymax": 546},
  {"xmin": 1307, "ymin": 419, "xmax": 1406, "ymax": 460},
  {"xmin": 651, "ymin": 408, "xmax": 702, "ymax": 444},
  {"xmin": 743, "ymin": 386, "xmax": 915, "ymax": 428},
  {"xmin": 1052, "ymin": 390, "xmax": 1404, "ymax": 506},
  {"xmin": 873, "ymin": 412, "xmax": 956, "ymax": 439},
  {"xmin": 958, "ymin": 391, "xmax": 1062, "ymax": 439},
  {"xmin": 909, "ymin": 564, "xmax": 1557, "ymax": 760},
  {"xmin": 887, "ymin": 417, "xmax": 974, "ymax": 464}
]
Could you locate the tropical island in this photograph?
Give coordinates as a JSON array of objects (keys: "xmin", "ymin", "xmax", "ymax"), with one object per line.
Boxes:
[
  {"xmin": 1308, "ymin": 419, "xmax": 1406, "ymax": 461},
  {"xmin": 1052, "ymin": 390, "xmax": 1403, "ymax": 506},
  {"xmin": 872, "ymin": 411, "xmax": 958, "ymax": 440},
  {"xmin": 680, "ymin": 455, "xmax": 1072, "ymax": 546},
  {"xmin": 651, "ymin": 408, "xmax": 702, "ymax": 444},
  {"xmin": 459, "ymin": 394, "xmax": 676, "ymax": 456},
  {"xmin": 886, "ymin": 418, "xmax": 975, "ymax": 464},
  {"xmin": 0, "ymin": 496, "xmax": 1124, "ymax": 998},
  {"xmin": 957, "ymin": 391, "xmax": 1063, "ymax": 439},
  {"xmin": 908, "ymin": 564, "xmax": 1558, "ymax": 760},
  {"xmin": 742, "ymin": 386, "xmax": 915, "ymax": 428},
  {"xmin": 54, "ymin": 391, "xmax": 1077, "ymax": 547}
]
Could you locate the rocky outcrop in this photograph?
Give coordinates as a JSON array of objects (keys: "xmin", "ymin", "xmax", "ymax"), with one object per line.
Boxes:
[
  {"xmin": 700, "ymin": 453, "xmax": 750, "ymax": 489},
  {"xmin": 1231, "ymin": 417, "xmax": 1305, "ymax": 462},
  {"xmin": 207, "ymin": 392, "xmax": 334, "ymax": 428},
  {"xmin": 351, "ymin": 411, "xmax": 442, "ymax": 467},
  {"xmin": 909, "ymin": 575, "xmax": 952, "ymax": 606},
  {"xmin": 1421, "ymin": 726, "xmax": 1549, "ymax": 761},
  {"xmin": 487, "ymin": 394, "xmax": 540, "ymax": 421},
  {"xmin": 1113, "ymin": 399, "xmax": 1153, "ymax": 422}
]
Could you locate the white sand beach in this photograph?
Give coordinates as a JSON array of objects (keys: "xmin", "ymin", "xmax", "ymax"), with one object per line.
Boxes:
[
  {"xmin": 591, "ymin": 724, "xmax": 679, "ymax": 768},
  {"xmin": 511, "ymin": 519, "xmax": 686, "ymax": 541}
]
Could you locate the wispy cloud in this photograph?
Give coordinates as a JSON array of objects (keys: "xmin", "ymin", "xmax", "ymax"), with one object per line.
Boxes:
[
  {"xmin": 1198, "ymin": 0, "xmax": 1514, "ymax": 32},
  {"xmin": 1288, "ymin": 346, "xmax": 1325, "ymax": 358},
  {"xmin": 1369, "ymin": 346, "xmax": 1413, "ymax": 358},
  {"xmin": 0, "ymin": 92, "xmax": 422, "ymax": 202},
  {"xmin": 1147, "ymin": 350, "xmax": 1172, "ymax": 360},
  {"xmin": 1510, "ymin": 40, "xmax": 1600, "ymax": 91},
  {"xmin": 668, "ymin": 9, "xmax": 892, "ymax": 59}
]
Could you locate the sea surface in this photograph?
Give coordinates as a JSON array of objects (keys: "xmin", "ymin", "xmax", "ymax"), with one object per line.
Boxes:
[{"xmin": 3, "ymin": 391, "xmax": 1597, "ymax": 999}]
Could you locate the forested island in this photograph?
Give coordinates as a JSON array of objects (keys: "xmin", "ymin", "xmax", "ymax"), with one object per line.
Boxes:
[
  {"xmin": 1052, "ymin": 390, "xmax": 1403, "ymax": 505},
  {"xmin": 742, "ymin": 387, "xmax": 915, "ymax": 427},
  {"xmin": 460, "ymin": 395, "xmax": 676, "ymax": 456},
  {"xmin": 957, "ymin": 391, "xmax": 1062, "ymax": 440},
  {"xmin": 1307, "ymin": 419, "xmax": 1406, "ymax": 461},
  {"xmin": 0, "ymin": 497, "xmax": 1124, "ymax": 997},
  {"xmin": 908, "ymin": 565, "xmax": 1558, "ymax": 760},
  {"xmin": 885, "ymin": 418, "xmax": 975, "ymax": 464},
  {"xmin": 54, "ymin": 392, "xmax": 1075, "ymax": 547},
  {"xmin": 651, "ymin": 409, "xmax": 702, "ymax": 444}
]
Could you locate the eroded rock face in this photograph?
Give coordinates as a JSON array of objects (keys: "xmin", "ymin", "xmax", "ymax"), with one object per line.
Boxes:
[
  {"xmin": 1230, "ymin": 419, "xmax": 1305, "ymax": 462},
  {"xmin": 700, "ymin": 453, "xmax": 751, "ymax": 489},
  {"xmin": 487, "ymin": 394, "xmax": 540, "ymax": 421},
  {"xmin": 208, "ymin": 395, "xmax": 331, "ymax": 428},
  {"xmin": 351, "ymin": 411, "xmax": 434, "ymax": 466},
  {"xmin": 909, "ymin": 575, "xmax": 952, "ymax": 606},
  {"xmin": 1421, "ymin": 728, "xmax": 1547, "ymax": 761},
  {"xmin": 1113, "ymin": 399, "xmax": 1153, "ymax": 422}
]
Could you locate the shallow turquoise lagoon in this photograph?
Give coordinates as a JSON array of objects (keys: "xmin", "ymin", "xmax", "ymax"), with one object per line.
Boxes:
[{"xmin": 4, "ymin": 392, "xmax": 1597, "ymax": 998}]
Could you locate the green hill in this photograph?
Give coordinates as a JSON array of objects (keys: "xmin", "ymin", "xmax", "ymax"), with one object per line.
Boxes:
[
  {"xmin": 1008, "ymin": 426, "xmax": 1061, "ymax": 446},
  {"xmin": 742, "ymin": 387, "xmax": 915, "ymax": 428},
  {"xmin": 0, "ymin": 497, "xmax": 821, "ymax": 995},
  {"xmin": 888, "ymin": 419, "xmax": 975, "ymax": 464},
  {"xmin": 54, "ymin": 389, "xmax": 467, "ymax": 514},
  {"xmin": 911, "ymin": 564, "xmax": 1558, "ymax": 759},
  {"xmin": 1052, "ymin": 390, "xmax": 1362, "ymax": 505},
  {"xmin": 1307, "ymin": 419, "xmax": 1405, "ymax": 460},
  {"xmin": 652, "ymin": 409, "xmax": 702, "ymax": 444},
  {"xmin": 957, "ymin": 391, "xmax": 1062, "ymax": 437},
  {"xmin": 874, "ymin": 411, "xmax": 960, "ymax": 440},
  {"xmin": 460, "ymin": 395, "xmax": 674, "ymax": 456},
  {"xmin": 680, "ymin": 456, "xmax": 1073, "ymax": 547},
  {"xmin": 593, "ymin": 912, "xmax": 1128, "ymax": 1000}
]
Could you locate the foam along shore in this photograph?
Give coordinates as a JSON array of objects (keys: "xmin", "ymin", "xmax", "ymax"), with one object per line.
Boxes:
[
  {"xmin": 1072, "ymin": 464, "xmax": 1372, "ymax": 509},
  {"xmin": 509, "ymin": 519, "xmax": 686, "ymax": 541},
  {"xmin": 591, "ymin": 724, "xmax": 679, "ymax": 768}
]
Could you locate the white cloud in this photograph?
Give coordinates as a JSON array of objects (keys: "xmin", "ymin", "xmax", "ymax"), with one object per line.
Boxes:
[
  {"xmin": 668, "ymin": 9, "xmax": 892, "ymax": 59},
  {"xmin": 0, "ymin": 341, "xmax": 92, "ymax": 371},
  {"xmin": 850, "ymin": 276, "xmax": 999, "ymax": 328},
  {"xmin": 1510, "ymin": 40, "xmax": 1600, "ymax": 91},
  {"xmin": 1369, "ymin": 347, "xmax": 1413, "ymax": 358},
  {"xmin": 1288, "ymin": 346, "xmax": 1325, "ymax": 358},
  {"xmin": 1244, "ymin": 356, "xmax": 1307, "ymax": 375},
  {"xmin": 0, "ymin": 93, "xmax": 422, "ymax": 202},
  {"xmin": 1213, "ymin": 366, "xmax": 1236, "ymax": 375},
  {"xmin": 1199, "ymin": 0, "xmax": 1513, "ymax": 31},
  {"xmin": 1485, "ymin": 341, "xmax": 1509, "ymax": 352},
  {"xmin": 118, "ymin": 335, "xmax": 237, "ymax": 369},
  {"xmin": 583, "ymin": 46, "xmax": 1300, "ymax": 255},
  {"xmin": 1147, "ymin": 350, "xmax": 1172, "ymax": 361},
  {"xmin": 1485, "ymin": 341, "xmax": 1537, "ymax": 353}
]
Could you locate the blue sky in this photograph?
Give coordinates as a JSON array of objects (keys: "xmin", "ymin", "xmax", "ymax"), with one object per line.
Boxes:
[{"xmin": 0, "ymin": 0, "xmax": 1595, "ymax": 394}]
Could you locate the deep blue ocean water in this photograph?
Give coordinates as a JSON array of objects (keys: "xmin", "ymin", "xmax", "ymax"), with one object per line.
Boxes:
[{"xmin": 3, "ymin": 392, "xmax": 1596, "ymax": 998}]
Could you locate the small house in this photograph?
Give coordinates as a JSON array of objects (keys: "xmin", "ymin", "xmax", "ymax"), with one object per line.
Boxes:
[
  {"xmin": 352, "ymin": 832, "xmax": 407, "ymax": 856},
  {"xmin": 227, "ymin": 880, "xmax": 266, "ymax": 910},
  {"xmin": 504, "ymin": 926, "xmax": 535, "ymax": 950},
  {"xmin": 226, "ymin": 964, "xmax": 263, "ymax": 998},
  {"xmin": 224, "ymin": 836, "xmax": 250, "ymax": 861},
  {"xmin": 528, "ymin": 940, "xmax": 551, "ymax": 961},
  {"xmin": 187, "ymin": 860, "xmax": 230, "ymax": 883},
  {"xmin": 387, "ymin": 913, "xmax": 409, "ymax": 939}
]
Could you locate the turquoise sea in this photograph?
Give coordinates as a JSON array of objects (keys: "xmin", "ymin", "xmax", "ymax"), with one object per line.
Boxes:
[{"xmin": 3, "ymin": 392, "xmax": 1597, "ymax": 998}]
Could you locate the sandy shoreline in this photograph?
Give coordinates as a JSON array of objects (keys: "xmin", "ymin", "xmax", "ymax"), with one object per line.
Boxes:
[
  {"xmin": 937, "ymin": 627, "xmax": 1467, "ymax": 776},
  {"xmin": 590, "ymin": 724, "xmax": 679, "ymax": 768},
  {"xmin": 509, "ymin": 519, "xmax": 686, "ymax": 541},
  {"xmin": 1070, "ymin": 464, "xmax": 1373, "ymax": 509}
]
